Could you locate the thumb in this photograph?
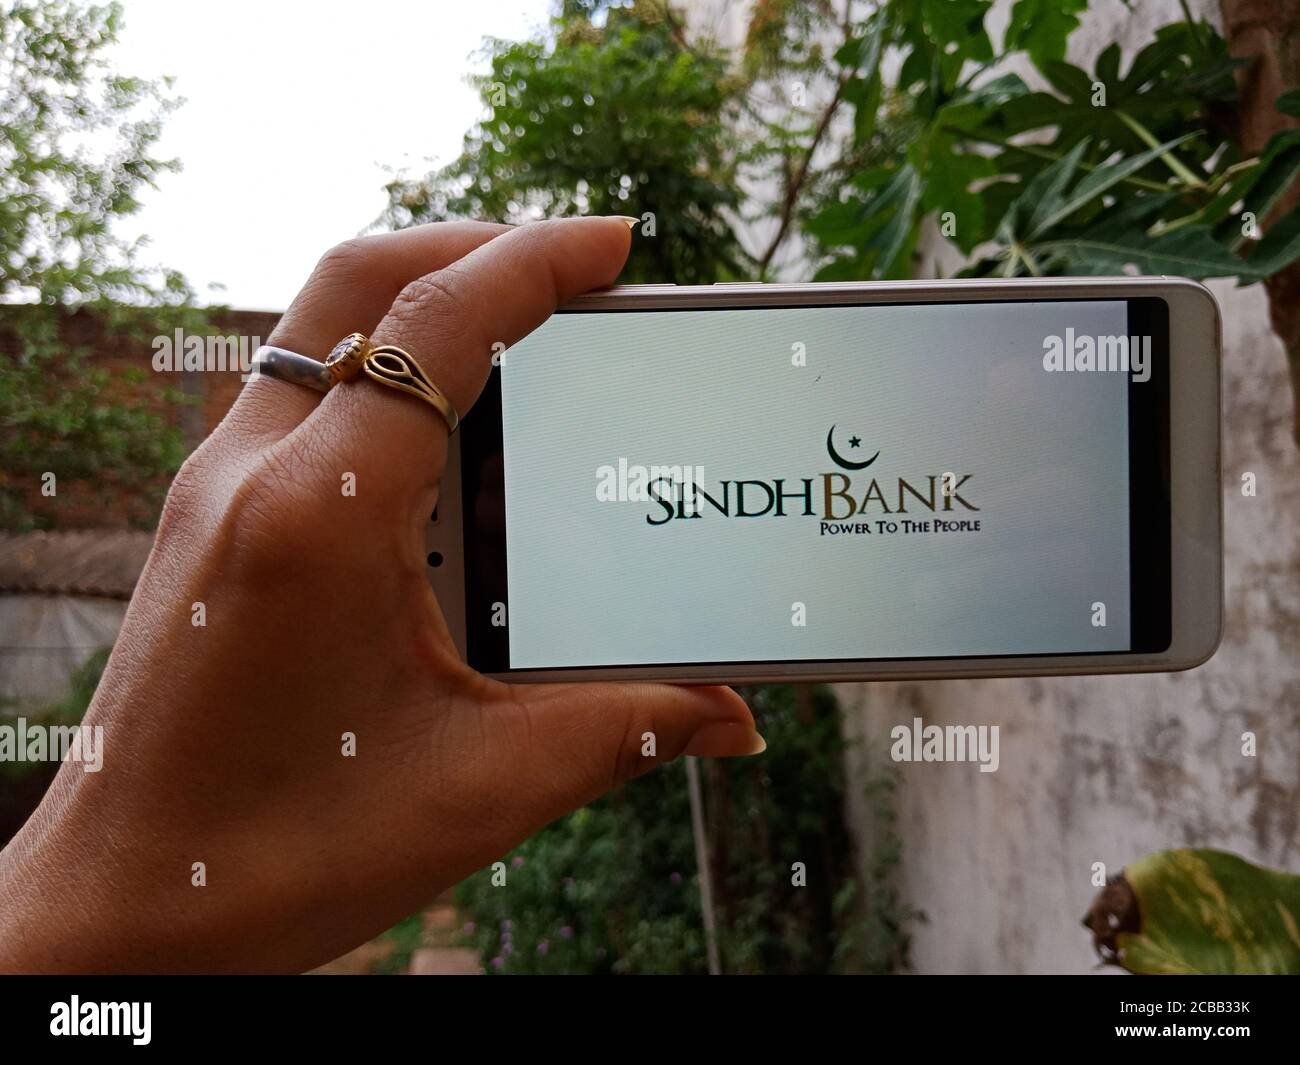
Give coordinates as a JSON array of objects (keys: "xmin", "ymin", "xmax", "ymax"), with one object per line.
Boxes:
[{"xmin": 501, "ymin": 682, "xmax": 764, "ymax": 817}]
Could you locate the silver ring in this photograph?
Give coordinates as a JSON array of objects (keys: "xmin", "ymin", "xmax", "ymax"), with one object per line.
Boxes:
[{"xmin": 249, "ymin": 346, "xmax": 331, "ymax": 393}]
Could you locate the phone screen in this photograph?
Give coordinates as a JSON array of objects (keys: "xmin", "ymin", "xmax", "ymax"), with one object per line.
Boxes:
[{"xmin": 459, "ymin": 297, "xmax": 1170, "ymax": 673}]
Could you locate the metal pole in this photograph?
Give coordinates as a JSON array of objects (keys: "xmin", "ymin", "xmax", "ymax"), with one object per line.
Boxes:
[{"xmin": 685, "ymin": 755, "xmax": 722, "ymax": 975}]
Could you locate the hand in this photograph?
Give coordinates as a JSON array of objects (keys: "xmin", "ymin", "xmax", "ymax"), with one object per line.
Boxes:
[{"xmin": 0, "ymin": 217, "xmax": 762, "ymax": 973}]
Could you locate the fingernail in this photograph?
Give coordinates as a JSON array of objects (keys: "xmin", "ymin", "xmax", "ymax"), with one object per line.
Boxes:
[
  {"xmin": 683, "ymin": 722, "xmax": 767, "ymax": 758},
  {"xmin": 611, "ymin": 215, "xmax": 640, "ymax": 231}
]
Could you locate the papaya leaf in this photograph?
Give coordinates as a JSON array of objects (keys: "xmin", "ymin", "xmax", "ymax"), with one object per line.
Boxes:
[
  {"xmin": 1038, "ymin": 58, "xmax": 1095, "ymax": 104},
  {"xmin": 920, "ymin": 148, "xmax": 994, "ymax": 252},
  {"xmin": 1012, "ymin": 138, "xmax": 1089, "ymax": 238},
  {"xmin": 1275, "ymin": 88, "xmax": 1300, "ymax": 117},
  {"xmin": 833, "ymin": 31, "xmax": 865, "ymax": 69},
  {"xmin": 812, "ymin": 255, "xmax": 865, "ymax": 282},
  {"xmin": 1086, "ymin": 190, "xmax": 1179, "ymax": 235},
  {"xmin": 937, "ymin": 75, "xmax": 1029, "ymax": 135},
  {"xmin": 1203, "ymin": 158, "xmax": 1282, "ymax": 236},
  {"xmin": 1028, "ymin": 134, "xmax": 1195, "ymax": 239},
  {"xmin": 957, "ymin": 72, "xmax": 1030, "ymax": 112},
  {"xmin": 1034, "ymin": 225, "xmax": 1258, "ymax": 279},
  {"xmin": 1246, "ymin": 205, "xmax": 1300, "ymax": 279},
  {"xmin": 843, "ymin": 71, "xmax": 884, "ymax": 145},
  {"xmin": 1094, "ymin": 41, "xmax": 1120, "ymax": 89},
  {"xmin": 918, "ymin": 0, "xmax": 993, "ymax": 62},
  {"xmin": 839, "ymin": 14, "xmax": 887, "ymax": 145},
  {"xmin": 859, "ymin": 164, "xmax": 923, "ymax": 276},
  {"xmin": 804, "ymin": 198, "xmax": 871, "ymax": 247},
  {"xmin": 893, "ymin": 0, "xmax": 992, "ymax": 100},
  {"xmin": 1234, "ymin": 130, "xmax": 1300, "ymax": 243},
  {"xmin": 1084, "ymin": 849, "xmax": 1300, "ymax": 975},
  {"xmin": 1204, "ymin": 134, "xmax": 1300, "ymax": 249},
  {"xmin": 1004, "ymin": 0, "xmax": 1086, "ymax": 69},
  {"xmin": 1121, "ymin": 38, "xmax": 1185, "ymax": 94}
]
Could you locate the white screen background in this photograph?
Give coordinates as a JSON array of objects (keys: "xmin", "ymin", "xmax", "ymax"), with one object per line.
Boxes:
[{"xmin": 500, "ymin": 301, "xmax": 1132, "ymax": 668}]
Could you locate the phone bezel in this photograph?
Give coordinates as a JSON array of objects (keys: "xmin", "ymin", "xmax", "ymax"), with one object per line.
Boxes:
[{"xmin": 429, "ymin": 277, "xmax": 1221, "ymax": 683}]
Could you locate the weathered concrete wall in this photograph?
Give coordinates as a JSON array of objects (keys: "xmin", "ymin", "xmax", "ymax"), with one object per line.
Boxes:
[{"xmin": 836, "ymin": 0, "xmax": 1300, "ymax": 974}]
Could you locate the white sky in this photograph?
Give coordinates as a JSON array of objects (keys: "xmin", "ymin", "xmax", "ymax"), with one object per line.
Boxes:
[{"xmin": 112, "ymin": 0, "xmax": 551, "ymax": 310}]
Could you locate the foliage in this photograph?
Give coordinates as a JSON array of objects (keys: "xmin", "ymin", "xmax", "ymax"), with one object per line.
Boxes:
[
  {"xmin": 370, "ymin": 912, "xmax": 426, "ymax": 976},
  {"xmin": 1084, "ymin": 848, "xmax": 1300, "ymax": 974},
  {"xmin": 0, "ymin": 1, "xmax": 197, "ymax": 531},
  {"xmin": 834, "ymin": 763, "xmax": 924, "ymax": 973},
  {"xmin": 380, "ymin": 1, "xmax": 910, "ymax": 284},
  {"xmin": 0, "ymin": 307, "xmax": 194, "ymax": 530},
  {"xmin": 380, "ymin": 0, "xmax": 752, "ymax": 284},
  {"xmin": 454, "ymin": 685, "xmax": 917, "ymax": 974},
  {"xmin": 0, "ymin": 647, "xmax": 107, "ymax": 781},
  {"xmin": 808, "ymin": 1, "xmax": 1300, "ymax": 285}
]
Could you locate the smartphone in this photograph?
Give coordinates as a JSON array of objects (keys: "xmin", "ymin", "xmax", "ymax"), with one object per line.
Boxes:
[{"xmin": 428, "ymin": 277, "xmax": 1222, "ymax": 684}]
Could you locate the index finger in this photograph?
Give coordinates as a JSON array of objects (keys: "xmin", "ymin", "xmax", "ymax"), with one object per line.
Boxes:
[
  {"xmin": 311, "ymin": 216, "xmax": 634, "ymax": 495},
  {"xmin": 225, "ymin": 221, "xmax": 513, "ymax": 448}
]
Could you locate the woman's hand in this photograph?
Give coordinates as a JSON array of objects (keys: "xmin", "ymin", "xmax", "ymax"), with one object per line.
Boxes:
[{"xmin": 0, "ymin": 217, "xmax": 762, "ymax": 973}]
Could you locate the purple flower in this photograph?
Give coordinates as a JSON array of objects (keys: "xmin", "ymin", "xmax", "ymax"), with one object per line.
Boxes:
[
  {"xmin": 502, "ymin": 942, "xmax": 513, "ymax": 956},
  {"xmin": 537, "ymin": 939, "xmax": 550, "ymax": 956},
  {"xmin": 462, "ymin": 922, "xmax": 476, "ymax": 935},
  {"xmin": 490, "ymin": 956, "xmax": 504, "ymax": 970},
  {"xmin": 670, "ymin": 871, "xmax": 683, "ymax": 885},
  {"xmin": 559, "ymin": 926, "xmax": 573, "ymax": 940},
  {"xmin": 512, "ymin": 855, "xmax": 525, "ymax": 868},
  {"xmin": 501, "ymin": 919, "xmax": 513, "ymax": 932}
]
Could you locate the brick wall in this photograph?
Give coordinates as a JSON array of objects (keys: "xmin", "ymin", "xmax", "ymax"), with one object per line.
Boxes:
[{"xmin": 1, "ymin": 306, "xmax": 282, "ymax": 530}]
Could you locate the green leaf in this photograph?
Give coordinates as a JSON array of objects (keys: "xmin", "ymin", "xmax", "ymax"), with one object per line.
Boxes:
[
  {"xmin": 1120, "ymin": 38, "xmax": 1184, "ymax": 93},
  {"xmin": 1037, "ymin": 225, "xmax": 1258, "ymax": 279},
  {"xmin": 1011, "ymin": 138, "xmax": 1089, "ymax": 239},
  {"xmin": 894, "ymin": 0, "xmax": 993, "ymax": 98},
  {"xmin": 1004, "ymin": 0, "xmax": 1086, "ymax": 69},
  {"xmin": 1089, "ymin": 189, "xmax": 1180, "ymax": 233},
  {"xmin": 813, "ymin": 255, "xmax": 867, "ymax": 282},
  {"xmin": 938, "ymin": 74, "xmax": 1030, "ymax": 137},
  {"xmin": 1235, "ymin": 130, "xmax": 1300, "ymax": 240},
  {"xmin": 850, "ymin": 13, "xmax": 886, "ymax": 78},
  {"xmin": 1028, "ymin": 133, "xmax": 1197, "ymax": 238},
  {"xmin": 921, "ymin": 0, "xmax": 993, "ymax": 56},
  {"xmin": 841, "ymin": 15, "xmax": 886, "ymax": 145},
  {"xmin": 860, "ymin": 165, "xmax": 924, "ymax": 276},
  {"xmin": 851, "ymin": 73, "xmax": 884, "ymax": 145},
  {"xmin": 1038, "ymin": 58, "xmax": 1095, "ymax": 103},
  {"xmin": 921, "ymin": 149, "xmax": 995, "ymax": 252},
  {"xmin": 1246, "ymin": 205, "xmax": 1300, "ymax": 277},
  {"xmin": 804, "ymin": 198, "xmax": 869, "ymax": 246},
  {"xmin": 995, "ymin": 91, "xmax": 1116, "ymax": 138},
  {"xmin": 1276, "ymin": 88, "xmax": 1300, "ymax": 117},
  {"xmin": 1094, "ymin": 42, "xmax": 1120, "ymax": 89},
  {"xmin": 1084, "ymin": 849, "xmax": 1300, "ymax": 975}
]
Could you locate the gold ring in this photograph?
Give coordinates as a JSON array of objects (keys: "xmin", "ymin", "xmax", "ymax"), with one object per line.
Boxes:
[{"xmin": 324, "ymin": 332, "xmax": 459, "ymax": 434}]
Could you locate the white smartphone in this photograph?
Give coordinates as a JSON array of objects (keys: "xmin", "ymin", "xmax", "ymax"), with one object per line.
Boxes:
[{"xmin": 427, "ymin": 277, "xmax": 1222, "ymax": 684}]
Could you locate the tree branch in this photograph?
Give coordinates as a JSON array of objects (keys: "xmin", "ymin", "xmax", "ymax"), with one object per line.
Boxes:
[{"xmin": 757, "ymin": 75, "xmax": 851, "ymax": 276}]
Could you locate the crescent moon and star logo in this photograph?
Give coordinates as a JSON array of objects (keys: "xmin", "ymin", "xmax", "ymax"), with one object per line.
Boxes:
[{"xmin": 826, "ymin": 424, "xmax": 879, "ymax": 471}]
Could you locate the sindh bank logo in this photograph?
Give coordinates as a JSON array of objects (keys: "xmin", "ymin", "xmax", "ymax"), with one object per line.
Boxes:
[
  {"xmin": 825, "ymin": 424, "xmax": 879, "ymax": 471},
  {"xmin": 643, "ymin": 426, "xmax": 982, "ymax": 537}
]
